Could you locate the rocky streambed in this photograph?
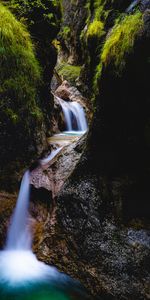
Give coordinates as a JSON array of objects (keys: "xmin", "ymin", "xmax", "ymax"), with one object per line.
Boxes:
[{"xmin": 0, "ymin": 81, "xmax": 150, "ymax": 300}]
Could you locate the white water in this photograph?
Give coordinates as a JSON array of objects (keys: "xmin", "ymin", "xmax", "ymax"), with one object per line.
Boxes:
[
  {"xmin": 58, "ymin": 131, "xmax": 85, "ymax": 136},
  {"xmin": 40, "ymin": 147, "xmax": 62, "ymax": 165},
  {"xmin": 56, "ymin": 96, "xmax": 88, "ymax": 132},
  {"xmin": 0, "ymin": 151, "xmax": 63, "ymax": 285},
  {"xmin": 0, "ymin": 250, "xmax": 58, "ymax": 285},
  {"xmin": 0, "ymin": 96, "xmax": 88, "ymax": 287},
  {"xmin": 0, "ymin": 168, "xmax": 59, "ymax": 286},
  {"xmin": 6, "ymin": 171, "xmax": 31, "ymax": 250}
]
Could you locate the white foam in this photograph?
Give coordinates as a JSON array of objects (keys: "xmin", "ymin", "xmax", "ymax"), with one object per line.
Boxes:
[
  {"xmin": 0, "ymin": 250, "xmax": 58, "ymax": 286},
  {"xmin": 55, "ymin": 96, "xmax": 88, "ymax": 132}
]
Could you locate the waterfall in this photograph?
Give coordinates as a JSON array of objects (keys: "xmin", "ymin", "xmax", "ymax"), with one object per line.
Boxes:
[
  {"xmin": 59, "ymin": 100, "xmax": 72, "ymax": 131},
  {"xmin": 56, "ymin": 96, "xmax": 88, "ymax": 132},
  {"xmin": 6, "ymin": 171, "xmax": 31, "ymax": 250},
  {"xmin": 0, "ymin": 150, "xmax": 64, "ymax": 285},
  {"xmin": 6, "ymin": 148, "xmax": 62, "ymax": 249},
  {"xmin": 70, "ymin": 102, "xmax": 88, "ymax": 132}
]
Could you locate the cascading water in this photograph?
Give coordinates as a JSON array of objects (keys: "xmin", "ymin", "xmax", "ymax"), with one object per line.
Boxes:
[
  {"xmin": 56, "ymin": 96, "xmax": 88, "ymax": 132},
  {"xmin": 6, "ymin": 171, "xmax": 31, "ymax": 250},
  {"xmin": 40, "ymin": 147, "xmax": 62, "ymax": 165},
  {"xmin": 0, "ymin": 169, "xmax": 59, "ymax": 286},
  {"xmin": 0, "ymin": 97, "xmax": 88, "ymax": 299}
]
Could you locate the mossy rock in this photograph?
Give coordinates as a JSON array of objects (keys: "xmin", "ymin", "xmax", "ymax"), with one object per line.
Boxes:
[
  {"xmin": 86, "ymin": 20, "xmax": 105, "ymax": 39},
  {"xmin": 0, "ymin": 4, "xmax": 46, "ymax": 190},
  {"xmin": 101, "ymin": 11, "xmax": 144, "ymax": 72},
  {"xmin": 56, "ymin": 63, "xmax": 81, "ymax": 85}
]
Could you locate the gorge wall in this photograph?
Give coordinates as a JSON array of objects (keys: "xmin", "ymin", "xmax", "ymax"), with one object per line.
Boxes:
[
  {"xmin": 55, "ymin": 0, "xmax": 150, "ymax": 298},
  {"xmin": 0, "ymin": 0, "xmax": 62, "ymax": 190},
  {"xmin": 0, "ymin": 0, "xmax": 150, "ymax": 299}
]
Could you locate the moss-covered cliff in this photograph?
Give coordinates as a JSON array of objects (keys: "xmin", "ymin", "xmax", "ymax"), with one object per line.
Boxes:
[
  {"xmin": 0, "ymin": 3, "xmax": 46, "ymax": 190},
  {"xmin": 0, "ymin": 1, "xmax": 62, "ymax": 190},
  {"xmin": 6, "ymin": 0, "xmax": 62, "ymax": 126}
]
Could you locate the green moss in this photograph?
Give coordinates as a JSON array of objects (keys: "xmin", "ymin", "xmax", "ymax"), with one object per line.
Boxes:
[
  {"xmin": 52, "ymin": 39, "xmax": 61, "ymax": 51},
  {"xmin": 85, "ymin": 0, "xmax": 105, "ymax": 39},
  {"xmin": 93, "ymin": 62, "xmax": 102, "ymax": 94},
  {"xmin": 56, "ymin": 63, "xmax": 81, "ymax": 84},
  {"xmin": 94, "ymin": 0, "xmax": 108, "ymax": 21},
  {"xmin": 101, "ymin": 12, "xmax": 143, "ymax": 71},
  {"xmin": 59, "ymin": 25, "xmax": 71, "ymax": 41},
  {"xmin": 0, "ymin": 3, "xmax": 43, "ymax": 165},
  {"xmin": 86, "ymin": 20, "xmax": 105, "ymax": 39},
  {"xmin": 0, "ymin": 7, "xmax": 40, "ymax": 106}
]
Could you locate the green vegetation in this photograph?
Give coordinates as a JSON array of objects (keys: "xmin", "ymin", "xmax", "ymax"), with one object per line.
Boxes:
[
  {"xmin": 0, "ymin": 2, "xmax": 42, "ymax": 114},
  {"xmin": 86, "ymin": 20, "xmax": 104, "ymax": 39},
  {"xmin": 93, "ymin": 62, "xmax": 102, "ymax": 96},
  {"xmin": 56, "ymin": 63, "xmax": 81, "ymax": 84},
  {"xmin": 0, "ymin": 3, "xmax": 43, "ymax": 165},
  {"xmin": 101, "ymin": 12, "xmax": 143, "ymax": 71},
  {"xmin": 85, "ymin": 0, "xmax": 105, "ymax": 40},
  {"xmin": 5, "ymin": 0, "xmax": 62, "ymax": 125},
  {"xmin": 94, "ymin": 0, "xmax": 110, "ymax": 22},
  {"xmin": 0, "ymin": 3, "xmax": 42, "ymax": 120},
  {"xmin": 7, "ymin": 0, "xmax": 62, "ymax": 41},
  {"xmin": 60, "ymin": 26, "xmax": 71, "ymax": 39}
]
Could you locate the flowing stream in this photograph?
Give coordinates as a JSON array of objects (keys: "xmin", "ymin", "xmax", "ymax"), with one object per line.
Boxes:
[{"xmin": 0, "ymin": 96, "xmax": 88, "ymax": 299}]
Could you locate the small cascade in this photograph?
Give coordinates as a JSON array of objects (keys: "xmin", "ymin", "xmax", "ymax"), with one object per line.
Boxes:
[
  {"xmin": 56, "ymin": 96, "xmax": 88, "ymax": 132},
  {"xmin": 6, "ymin": 171, "xmax": 31, "ymax": 250},
  {"xmin": 40, "ymin": 147, "xmax": 62, "ymax": 165}
]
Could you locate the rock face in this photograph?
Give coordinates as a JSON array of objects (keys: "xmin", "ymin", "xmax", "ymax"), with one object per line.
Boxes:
[
  {"xmin": 58, "ymin": 0, "xmax": 87, "ymax": 64},
  {"xmin": 57, "ymin": 171, "xmax": 150, "ymax": 298},
  {"xmin": 49, "ymin": 1, "xmax": 150, "ymax": 299},
  {"xmin": 30, "ymin": 133, "xmax": 86, "ymax": 198}
]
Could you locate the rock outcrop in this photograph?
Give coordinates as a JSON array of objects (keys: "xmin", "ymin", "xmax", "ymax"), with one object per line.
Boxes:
[{"xmin": 30, "ymin": 133, "xmax": 87, "ymax": 198}]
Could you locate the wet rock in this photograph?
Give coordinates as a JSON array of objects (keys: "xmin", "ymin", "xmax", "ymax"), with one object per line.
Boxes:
[
  {"xmin": 56, "ymin": 183, "xmax": 150, "ymax": 299},
  {"xmin": 0, "ymin": 192, "xmax": 16, "ymax": 249},
  {"xmin": 58, "ymin": 0, "xmax": 87, "ymax": 65},
  {"xmin": 140, "ymin": 0, "xmax": 150, "ymax": 11},
  {"xmin": 30, "ymin": 133, "xmax": 87, "ymax": 198},
  {"xmin": 55, "ymin": 81, "xmax": 71, "ymax": 100},
  {"xmin": 126, "ymin": 0, "xmax": 150, "ymax": 12}
]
